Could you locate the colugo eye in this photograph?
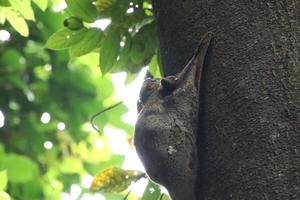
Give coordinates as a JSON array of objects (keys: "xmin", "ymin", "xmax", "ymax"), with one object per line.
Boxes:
[{"xmin": 139, "ymin": 78, "xmax": 159, "ymax": 103}]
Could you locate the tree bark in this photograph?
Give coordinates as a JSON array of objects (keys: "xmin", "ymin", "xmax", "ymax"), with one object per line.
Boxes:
[{"xmin": 152, "ymin": 0, "xmax": 300, "ymax": 199}]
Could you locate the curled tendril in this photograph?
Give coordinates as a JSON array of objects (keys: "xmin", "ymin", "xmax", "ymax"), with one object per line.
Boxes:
[{"xmin": 90, "ymin": 101, "xmax": 123, "ymax": 132}]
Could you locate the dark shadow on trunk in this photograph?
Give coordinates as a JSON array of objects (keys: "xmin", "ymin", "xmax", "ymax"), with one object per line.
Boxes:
[{"xmin": 152, "ymin": 0, "xmax": 300, "ymax": 199}]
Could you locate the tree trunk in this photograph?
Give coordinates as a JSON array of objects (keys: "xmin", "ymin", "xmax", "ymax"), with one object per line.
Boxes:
[{"xmin": 152, "ymin": 0, "xmax": 300, "ymax": 199}]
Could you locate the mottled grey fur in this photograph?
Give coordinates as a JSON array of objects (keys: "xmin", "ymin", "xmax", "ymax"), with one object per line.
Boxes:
[{"xmin": 134, "ymin": 32, "xmax": 213, "ymax": 200}]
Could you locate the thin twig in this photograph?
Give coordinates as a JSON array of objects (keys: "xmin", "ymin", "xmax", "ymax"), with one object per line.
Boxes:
[{"xmin": 90, "ymin": 101, "xmax": 123, "ymax": 132}]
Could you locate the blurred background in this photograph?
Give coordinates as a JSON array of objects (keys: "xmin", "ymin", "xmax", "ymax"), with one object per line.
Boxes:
[{"xmin": 0, "ymin": 0, "xmax": 167, "ymax": 199}]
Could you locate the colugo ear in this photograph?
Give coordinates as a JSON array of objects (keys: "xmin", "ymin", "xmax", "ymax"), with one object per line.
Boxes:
[
  {"xmin": 177, "ymin": 32, "xmax": 214, "ymax": 90},
  {"xmin": 145, "ymin": 70, "xmax": 154, "ymax": 79}
]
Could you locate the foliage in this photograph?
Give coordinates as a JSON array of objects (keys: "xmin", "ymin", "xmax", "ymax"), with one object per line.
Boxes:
[
  {"xmin": 0, "ymin": 0, "xmax": 166, "ymax": 200},
  {"xmin": 90, "ymin": 167, "xmax": 144, "ymax": 192},
  {"xmin": 0, "ymin": 170, "xmax": 11, "ymax": 200},
  {"xmin": 45, "ymin": 0, "xmax": 162, "ymax": 76},
  {"xmin": 0, "ymin": 0, "xmax": 47, "ymax": 37}
]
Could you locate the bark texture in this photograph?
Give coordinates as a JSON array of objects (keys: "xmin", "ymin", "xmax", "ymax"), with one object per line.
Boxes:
[{"xmin": 152, "ymin": 0, "xmax": 300, "ymax": 199}]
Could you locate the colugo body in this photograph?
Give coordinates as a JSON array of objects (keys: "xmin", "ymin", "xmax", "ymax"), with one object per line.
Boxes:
[{"xmin": 134, "ymin": 33, "xmax": 213, "ymax": 200}]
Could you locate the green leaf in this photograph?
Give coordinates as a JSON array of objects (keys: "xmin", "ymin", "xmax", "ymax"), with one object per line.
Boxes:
[
  {"xmin": 142, "ymin": 181, "xmax": 161, "ymax": 200},
  {"xmin": 0, "ymin": 144, "xmax": 4, "ymax": 158},
  {"xmin": 9, "ymin": 0, "xmax": 35, "ymax": 20},
  {"xmin": 0, "ymin": 170, "xmax": 8, "ymax": 191},
  {"xmin": 130, "ymin": 22, "xmax": 157, "ymax": 65},
  {"xmin": 32, "ymin": 0, "xmax": 48, "ymax": 11},
  {"xmin": 112, "ymin": 33, "xmax": 132, "ymax": 73},
  {"xmin": 0, "ymin": 192, "xmax": 11, "ymax": 200},
  {"xmin": 69, "ymin": 28, "xmax": 103, "ymax": 57},
  {"xmin": 130, "ymin": 41, "xmax": 145, "ymax": 65},
  {"xmin": 45, "ymin": 28, "xmax": 88, "ymax": 50},
  {"xmin": 149, "ymin": 54, "xmax": 162, "ymax": 78},
  {"xmin": 65, "ymin": 0, "xmax": 97, "ymax": 22},
  {"xmin": 6, "ymin": 74, "xmax": 28, "ymax": 91},
  {"xmin": 1, "ymin": 48, "xmax": 25, "ymax": 70},
  {"xmin": 100, "ymin": 29, "xmax": 120, "ymax": 74},
  {"xmin": 95, "ymin": 0, "xmax": 116, "ymax": 13},
  {"xmin": 5, "ymin": 9, "xmax": 29, "ymax": 37},
  {"xmin": 157, "ymin": 47, "xmax": 164, "ymax": 77},
  {"xmin": 110, "ymin": 0, "xmax": 128, "ymax": 23},
  {"xmin": 0, "ymin": 154, "xmax": 39, "ymax": 183},
  {"xmin": 104, "ymin": 193, "xmax": 123, "ymax": 200},
  {"xmin": 22, "ymin": 179, "xmax": 43, "ymax": 198},
  {"xmin": 0, "ymin": 0, "xmax": 10, "ymax": 6}
]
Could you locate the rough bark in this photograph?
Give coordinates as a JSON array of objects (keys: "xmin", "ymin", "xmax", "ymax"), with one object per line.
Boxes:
[{"xmin": 152, "ymin": 0, "xmax": 300, "ymax": 199}]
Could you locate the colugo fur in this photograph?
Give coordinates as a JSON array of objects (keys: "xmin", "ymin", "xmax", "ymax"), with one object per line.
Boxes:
[{"xmin": 134, "ymin": 32, "xmax": 214, "ymax": 200}]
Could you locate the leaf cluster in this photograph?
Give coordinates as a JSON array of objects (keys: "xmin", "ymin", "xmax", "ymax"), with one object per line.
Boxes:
[
  {"xmin": 0, "ymin": 0, "xmax": 167, "ymax": 199},
  {"xmin": 0, "ymin": 0, "xmax": 47, "ymax": 36},
  {"xmin": 45, "ymin": 0, "xmax": 162, "ymax": 76}
]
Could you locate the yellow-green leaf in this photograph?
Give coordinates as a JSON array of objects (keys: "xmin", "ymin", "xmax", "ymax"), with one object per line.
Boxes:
[
  {"xmin": 149, "ymin": 55, "xmax": 162, "ymax": 78},
  {"xmin": 69, "ymin": 28, "xmax": 103, "ymax": 57},
  {"xmin": 9, "ymin": 0, "xmax": 35, "ymax": 21},
  {"xmin": 32, "ymin": 0, "xmax": 48, "ymax": 11},
  {"xmin": 0, "ymin": 154, "xmax": 39, "ymax": 183},
  {"xmin": 0, "ymin": 191, "xmax": 11, "ymax": 200},
  {"xmin": 60, "ymin": 157, "xmax": 84, "ymax": 174},
  {"xmin": 45, "ymin": 28, "xmax": 88, "ymax": 50},
  {"xmin": 100, "ymin": 29, "xmax": 120, "ymax": 74},
  {"xmin": 5, "ymin": 9, "xmax": 28, "ymax": 37},
  {"xmin": 0, "ymin": 8, "xmax": 6, "ymax": 24},
  {"xmin": 90, "ymin": 167, "xmax": 144, "ymax": 193},
  {"xmin": 0, "ymin": 170, "xmax": 8, "ymax": 191}
]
